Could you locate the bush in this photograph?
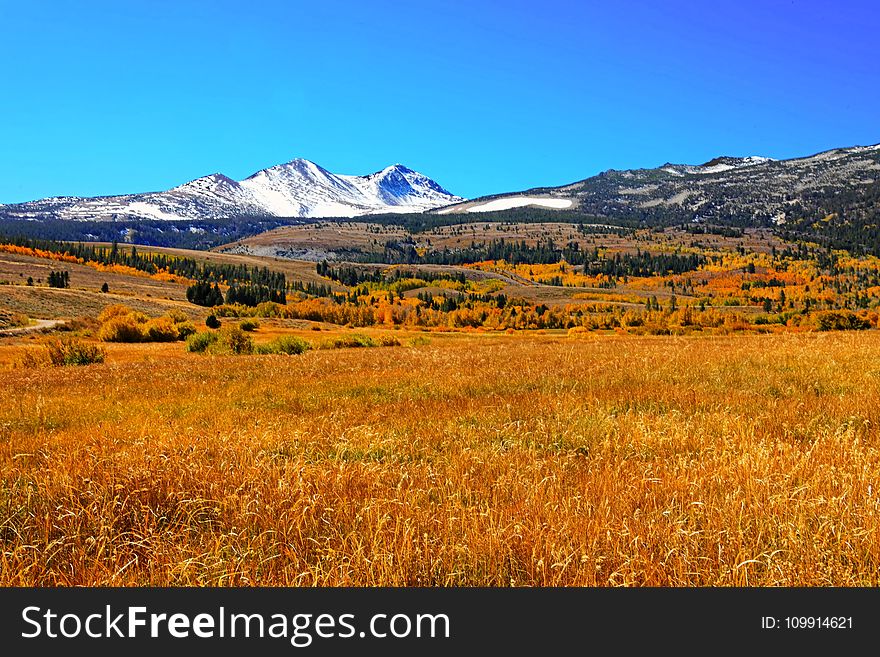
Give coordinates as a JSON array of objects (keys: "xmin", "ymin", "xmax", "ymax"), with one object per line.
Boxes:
[
  {"xmin": 347, "ymin": 333, "xmax": 377, "ymax": 348},
  {"xmin": 318, "ymin": 333, "xmax": 377, "ymax": 349},
  {"xmin": 212, "ymin": 304, "xmax": 253, "ymax": 318},
  {"xmin": 97, "ymin": 316, "xmax": 145, "ymax": 342},
  {"xmin": 377, "ymin": 334, "xmax": 401, "ymax": 347},
  {"xmin": 205, "ymin": 314, "xmax": 221, "ymax": 329},
  {"xmin": 166, "ymin": 309, "xmax": 189, "ymax": 324},
  {"xmin": 186, "ymin": 331, "xmax": 218, "ymax": 353},
  {"xmin": 98, "ymin": 307, "xmax": 195, "ymax": 343},
  {"xmin": 175, "ymin": 321, "xmax": 197, "ymax": 339},
  {"xmin": 239, "ymin": 319, "xmax": 260, "ymax": 332},
  {"xmin": 45, "ymin": 338, "xmax": 105, "ymax": 366},
  {"xmin": 256, "ymin": 335, "xmax": 311, "ymax": 355},
  {"xmin": 814, "ymin": 310, "xmax": 873, "ymax": 331},
  {"xmin": 14, "ymin": 349, "xmax": 50, "ymax": 369},
  {"xmin": 144, "ymin": 316, "xmax": 180, "ymax": 342},
  {"xmin": 254, "ymin": 302, "xmax": 290, "ymax": 318},
  {"xmin": 219, "ymin": 326, "xmax": 253, "ymax": 354},
  {"xmin": 98, "ymin": 304, "xmax": 134, "ymax": 323}
]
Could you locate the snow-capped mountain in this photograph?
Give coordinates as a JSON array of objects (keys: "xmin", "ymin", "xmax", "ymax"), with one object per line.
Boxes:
[
  {"xmin": 2, "ymin": 159, "xmax": 462, "ymax": 222},
  {"xmin": 436, "ymin": 143, "xmax": 880, "ymax": 227}
]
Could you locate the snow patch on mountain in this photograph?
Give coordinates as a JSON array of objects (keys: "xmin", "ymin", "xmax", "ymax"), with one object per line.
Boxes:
[
  {"xmin": 466, "ymin": 197, "xmax": 574, "ymax": 213},
  {"xmin": 126, "ymin": 202, "xmax": 188, "ymax": 221}
]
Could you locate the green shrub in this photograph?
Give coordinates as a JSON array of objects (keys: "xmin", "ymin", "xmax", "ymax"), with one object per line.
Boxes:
[
  {"xmin": 319, "ymin": 333, "xmax": 377, "ymax": 349},
  {"xmin": 212, "ymin": 304, "xmax": 255, "ymax": 318},
  {"xmin": 166, "ymin": 309, "xmax": 188, "ymax": 324},
  {"xmin": 186, "ymin": 331, "xmax": 218, "ymax": 353},
  {"xmin": 175, "ymin": 321, "xmax": 197, "ymax": 339},
  {"xmin": 219, "ymin": 326, "xmax": 253, "ymax": 354},
  {"xmin": 256, "ymin": 335, "xmax": 311, "ymax": 355},
  {"xmin": 254, "ymin": 302, "xmax": 289, "ymax": 318},
  {"xmin": 239, "ymin": 318, "xmax": 261, "ymax": 332}
]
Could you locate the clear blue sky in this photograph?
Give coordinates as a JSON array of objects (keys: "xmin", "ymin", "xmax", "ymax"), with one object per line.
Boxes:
[{"xmin": 1, "ymin": 0, "xmax": 878, "ymax": 203}]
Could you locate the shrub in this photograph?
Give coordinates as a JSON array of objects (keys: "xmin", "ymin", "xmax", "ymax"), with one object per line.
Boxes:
[
  {"xmin": 377, "ymin": 334, "xmax": 401, "ymax": 347},
  {"xmin": 144, "ymin": 316, "xmax": 180, "ymax": 342},
  {"xmin": 166, "ymin": 309, "xmax": 188, "ymax": 324},
  {"xmin": 348, "ymin": 334, "xmax": 377, "ymax": 348},
  {"xmin": 205, "ymin": 314, "xmax": 221, "ymax": 329},
  {"xmin": 14, "ymin": 349, "xmax": 50, "ymax": 369},
  {"xmin": 239, "ymin": 319, "xmax": 261, "ymax": 332},
  {"xmin": 175, "ymin": 321, "xmax": 197, "ymax": 339},
  {"xmin": 186, "ymin": 331, "xmax": 218, "ymax": 353},
  {"xmin": 219, "ymin": 326, "xmax": 253, "ymax": 354},
  {"xmin": 254, "ymin": 302, "xmax": 289, "ymax": 318},
  {"xmin": 97, "ymin": 316, "xmax": 145, "ymax": 342},
  {"xmin": 45, "ymin": 338, "xmax": 106, "ymax": 366},
  {"xmin": 98, "ymin": 304, "xmax": 134, "ymax": 323},
  {"xmin": 407, "ymin": 335, "xmax": 432, "ymax": 347},
  {"xmin": 318, "ymin": 333, "xmax": 377, "ymax": 349},
  {"xmin": 256, "ymin": 335, "xmax": 311, "ymax": 355},
  {"xmin": 212, "ymin": 304, "xmax": 253, "ymax": 318},
  {"xmin": 814, "ymin": 310, "xmax": 873, "ymax": 331}
]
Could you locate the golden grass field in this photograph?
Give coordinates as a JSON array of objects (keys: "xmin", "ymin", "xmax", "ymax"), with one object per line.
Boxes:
[{"xmin": 3, "ymin": 329, "xmax": 880, "ymax": 586}]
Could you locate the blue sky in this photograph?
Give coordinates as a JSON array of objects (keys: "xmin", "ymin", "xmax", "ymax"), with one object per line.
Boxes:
[{"xmin": 1, "ymin": 0, "xmax": 878, "ymax": 203}]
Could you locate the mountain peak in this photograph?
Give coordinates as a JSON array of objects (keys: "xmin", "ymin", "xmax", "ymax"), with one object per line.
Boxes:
[
  {"xmin": 172, "ymin": 173, "xmax": 240, "ymax": 193},
  {"xmin": 1, "ymin": 157, "xmax": 462, "ymax": 221},
  {"xmin": 365, "ymin": 163, "xmax": 457, "ymax": 203},
  {"xmin": 249, "ymin": 158, "xmax": 330, "ymax": 179}
]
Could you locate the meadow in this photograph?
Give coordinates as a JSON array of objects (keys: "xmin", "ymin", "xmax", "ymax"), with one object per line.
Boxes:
[{"xmin": 2, "ymin": 329, "xmax": 880, "ymax": 586}]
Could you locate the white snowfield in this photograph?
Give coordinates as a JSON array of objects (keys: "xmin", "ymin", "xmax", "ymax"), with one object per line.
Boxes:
[{"xmin": 465, "ymin": 197, "xmax": 574, "ymax": 213}]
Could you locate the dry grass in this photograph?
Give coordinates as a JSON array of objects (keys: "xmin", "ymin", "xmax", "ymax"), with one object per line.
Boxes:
[{"xmin": 2, "ymin": 331, "xmax": 880, "ymax": 586}]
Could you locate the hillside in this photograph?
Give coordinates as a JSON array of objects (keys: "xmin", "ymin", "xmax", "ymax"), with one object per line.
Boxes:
[
  {"xmin": 438, "ymin": 143, "xmax": 880, "ymax": 226},
  {"xmin": 433, "ymin": 143, "xmax": 880, "ymax": 253}
]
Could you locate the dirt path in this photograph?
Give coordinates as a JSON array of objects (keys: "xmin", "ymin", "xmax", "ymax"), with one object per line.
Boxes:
[{"xmin": 0, "ymin": 319, "xmax": 64, "ymax": 337}]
